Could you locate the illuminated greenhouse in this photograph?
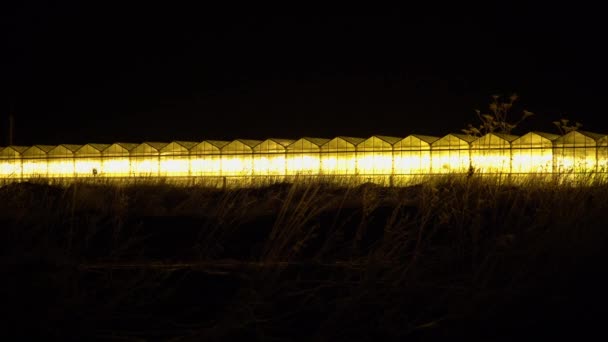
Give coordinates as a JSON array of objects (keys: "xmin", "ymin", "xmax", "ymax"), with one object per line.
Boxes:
[
  {"xmin": 102, "ymin": 143, "xmax": 138, "ymax": 177},
  {"xmin": 2, "ymin": 131, "xmax": 608, "ymax": 186},
  {"xmin": 0, "ymin": 146, "xmax": 27, "ymax": 179},
  {"xmin": 22, "ymin": 145, "xmax": 54, "ymax": 178},
  {"xmin": 190, "ymin": 140, "xmax": 228, "ymax": 176},
  {"xmin": 511, "ymin": 132, "xmax": 559, "ymax": 174},
  {"xmin": 285, "ymin": 138, "xmax": 329, "ymax": 176},
  {"xmin": 471, "ymin": 133, "xmax": 518, "ymax": 174},
  {"xmin": 430, "ymin": 134, "xmax": 475, "ymax": 174},
  {"xmin": 553, "ymin": 131, "xmax": 605, "ymax": 174},
  {"xmin": 48, "ymin": 144, "xmax": 81, "ymax": 178},
  {"xmin": 75, "ymin": 144, "xmax": 110, "ymax": 177},
  {"xmin": 357, "ymin": 136, "xmax": 401, "ymax": 175},
  {"xmin": 393, "ymin": 135, "xmax": 438, "ymax": 175},
  {"xmin": 160, "ymin": 141, "xmax": 197, "ymax": 177},
  {"xmin": 253, "ymin": 139, "xmax": 295, "ymax": 176},
  {"xmin": 320, "ymin": 137, "xmax": 363, "ymax": 175},
  {"xmin": 220, "ymin": 139, "xmax": 261, "ymax": 176}
]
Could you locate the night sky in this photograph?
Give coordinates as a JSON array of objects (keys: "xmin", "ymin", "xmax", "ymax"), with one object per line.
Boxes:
[{"xmin": 2, "ymin": 4, "xmax": 606, "ymax": 146}]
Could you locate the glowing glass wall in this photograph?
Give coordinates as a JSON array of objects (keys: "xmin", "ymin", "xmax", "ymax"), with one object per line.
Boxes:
[
  {"xmin": 471, "ymin": 133, "xmax": 518, "ymax": 174},
  {"xmin": 553, "ymin": 131, "xmax": 604, "ymax": 174},
  {"xmin": 431, "ymin": 134, "xmax": 475, "ymax": 174},
  {"xmin": 599, "ymin": 136, "xmax": 608, "ymax": 173},
  {"xmin": 22, "ymin": 145, "xmax": 54, "ymax": 178},
  {"xmin": 190, "ymin": 141, "xmax": 227, "ymax": 176},
  {"xmin": 357, "ymin": 136, "xmax": 400, "ymax": 175},
  {"xmin": 220, "ymin": 140, "xmax": 260, "ymax": 176},
  {"xmin": 130, "ymin": 142, "xmax": 166, "ymax": 177},
  {"xmin": 102, "ymin": 143, "xmax": 138, "ymax": 177},
  {"xmin": 511, "ymin": 132, "xmax": 558, "ymax": 174},
  {"xmin": 253, "ymin": 139, "xmax": 294, "ymax": 176},
  {"xmin": 286, "ymin": 138, "xmax": 328, "ymax": 176},
  {"xmin": 75, "ymin": 144, "xmax": 109, "ymax": 177},
  {"xmin": 48, "ymin": 144, "xmax": 81, "ymax": 177},
  {"xmin": 4, "ymin": 131, "xmax": 608, "ymax": 184},
  {"xmin": 393, "ymin": 135, "xmax": 437, "ymax": 175},
  {"xmin": 0, "ymin": 146, "xmax": 27, "ymax": 179},
  {"xmin": 160, "ymin": 142, "xmax": 196, "ymax": 177},
  {"xmin": 320, "ymin": 137, "xmax": 363, "ymax": 175}
]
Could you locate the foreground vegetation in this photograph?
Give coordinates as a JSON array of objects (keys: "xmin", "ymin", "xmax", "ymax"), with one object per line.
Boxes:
[{"xmin": 2, "ymin": 176, "xmax": 608, "ymax": 340}]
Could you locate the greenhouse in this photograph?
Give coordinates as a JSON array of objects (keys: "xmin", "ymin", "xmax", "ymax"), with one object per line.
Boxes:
[
  {"xmin": 190, "ymin": 140, "xmax": 228, "ymax": 176},
  {"xmin": 599, "ymin": 136, "xmax": 608, "ymax": 173},
  {"xmin": 253, "ymin": 139, "xmax": 294, "ymax": 176},
  {"xmin": 553, "ymin": 131, "xmax": 605, "ymax": 174},
  {"xmin": 160, "ymin": 141, "xmax": 197, "ymax": 177},
  {"xmin": 22, "ymin": 145, "xmax": 54, "ymax": 178},
  {"xmin": 130, "ymin": 142, "xmax": 167, "ymax": 177},
  {"xmin": 320, "ymin": 137, "xmax": 363, "ymax": 175},
  {"xmin": 0, "ymin": 146, "xmax": 28, "ymax": 179},
  {"xmin": 471, "ymin": 133, "xmax": 518, "ymax": 174},
  {"xmin": 220, "ymin": 139, "xmax": 261, "ymax": 176},
  {"xmin": 430, "ymin": 134, "xmax": 475, "ymax": 174},
  {"xmin": 357, "ymin": 136, "xmax": 401, "ymax": 175},
  {"xmin": 393, "ymin": 135, "xmax": 438, "ymax": 175},
  {"xmin": 285, "ymin": 138, "xmax": 329, "ymax": 176},
  {"xmin": 511, "ymin": 132, "xmax": 559, "ymax": 174},
  {"xmin": 75, "ymin": 144, "xmax": 110, "ymax": 177},
  {"xmin": 3, "ymin": 131, "xmax": 608, "ymax": 185},
  {"xmin": 102, "ymin": 143, "xmax": 138, "ymax": 177},
  {"xmin": 47, "ymin": 144, "xmax": 82, "ymax": 178}
]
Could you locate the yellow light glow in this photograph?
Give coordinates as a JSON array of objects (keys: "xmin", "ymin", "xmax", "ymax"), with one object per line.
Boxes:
[
  {"xmin": 191, "ymin": 156, "xmax": 221, "ymax": 175},
  {"xmin": 3, "ymin": 132, "xmax": 608, "ymax": 184},
  {"xmin": 75, "ymin": 159, "xmax": 102, "ymax": 177},
  {"xmin": 357, "ymin": 154, "xmax": 393, "ymax": 175},
  {"xmin": 0, "ymin": 161, "xmax": 21, "ymax": 178},
  {"xmin": 131, "ymin": 157, "xmax": 159, "ymax": 177},
  {"xmin": 221, "ymin": 156, "xmax": 252, "ymax": 176},
  {"xmin": 47, "ymin": 159, "xmax": 74, "ymax": 177},
  {"xmin": 512, "ymin": 149, "xmax": 553, "ymax": 173},
  {"xmin": 394, "ymin": 153, "xmax": 431, "ymax": 175},
  {"xmin": 22, "ymin": 160, "xmax": 48, "ymax": 178},
  {"xmin": 102, "ymin": 158, "xmax": 131, "ymax": 177},
  {"xmin": 320, "ymin": 154, "xmax": 357, "ymax": 175},
  {"xmin": 160, "ymin": 157, "xmax": 190, "ymax": 176},
  {"xmin": 253, "ymin": 155, "xmax": 286, "ymax": 175},
  {"xmin": 431, "ymin": 152, "xmax": 470, "ymax": 174},
  {"xmin": 286, "ymin": 155, "xmax": 320, "ymax": 175}
]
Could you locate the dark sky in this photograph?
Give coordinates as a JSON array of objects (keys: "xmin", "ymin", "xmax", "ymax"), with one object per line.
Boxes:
[{"xmin": 1, "ymin": 4, "xmax": 606, "ymax": 146}]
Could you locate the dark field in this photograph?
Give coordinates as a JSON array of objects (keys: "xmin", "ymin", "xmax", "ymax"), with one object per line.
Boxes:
[{"xmin": 2, "ymin": 177, "xmax": 608, "ymax": 341}]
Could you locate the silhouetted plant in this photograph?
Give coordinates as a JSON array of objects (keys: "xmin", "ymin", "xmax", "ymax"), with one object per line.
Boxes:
[
  {"xmin": 553, "ymin": 118, "xmax": 583, "ymax": 135},
  {"xmin": 462, "ymin": 93, "xmax": 534, "ymax": 136}
]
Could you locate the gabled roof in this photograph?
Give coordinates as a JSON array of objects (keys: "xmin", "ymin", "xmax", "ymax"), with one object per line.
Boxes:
[
  {"xmin": 253, "ymin": 138, "xmax": 296, "ymax": 153},
  {"xmin": 143, "ymin": 142, "xmax": 169, "ymax": 150},
  {"xmin": 22, "ymin": 145, "xmax": 55, "ymax": 156},
  {"xmin": 369, "ymin": 135, "xmax": 402, "ymax": 145},
  {"xmin": 337, "ymin": 136, "xmax": 365, "ymax": 146},
  {"xmin": 531, "ymin": 131, "xmax": 560, "ymax": 141},
  {"xmin": 102, "ymin": 143, "xmax": 139, "ymax": 155},
  {"xmin": 203, "ymin": 140, "xmax": 230, "ymax": 149},
  {"xmin": 170, "ymin": 141, "xmax": 198, "ymax": 149},
  {"xmin": 220, "ymin": 139, "xmax": 262, "ymax": 153},
  {"xmin": 0, "ymin": 146, "xmax": 29, "ymax": 157},
  {"xmin": 432, "ymin": 134, "xmax": 475, "ymax": 149},
  {"xmin": 472, "ymin": 133, "xmax": 519, "ymax": 148},
  {"xmin": 408, "ymin": 134, "xmax": 440, "ymax": 144},
  {"xmin": 49, "ymin": 144, "xmax": 82, "ymax": 155},
  {"xmin": 160, "ymin": 141, "xmax": 198, "ymax": 154}
]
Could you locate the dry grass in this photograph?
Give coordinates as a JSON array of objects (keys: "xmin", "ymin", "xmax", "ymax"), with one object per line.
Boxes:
[{"xmin": 2, "ymin": 174, "xmax": 608, "ymax": 340}]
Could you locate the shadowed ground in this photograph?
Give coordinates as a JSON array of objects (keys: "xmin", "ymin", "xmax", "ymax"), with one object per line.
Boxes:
[{"xmin": 2, "ymin": 177, "xmax": 608, "ymax": 340}]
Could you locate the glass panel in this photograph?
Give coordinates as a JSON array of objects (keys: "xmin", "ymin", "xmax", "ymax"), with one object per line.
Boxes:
[{"xmin": 0, "ymin": 159, "xmax": 21, "ymax": 178}]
